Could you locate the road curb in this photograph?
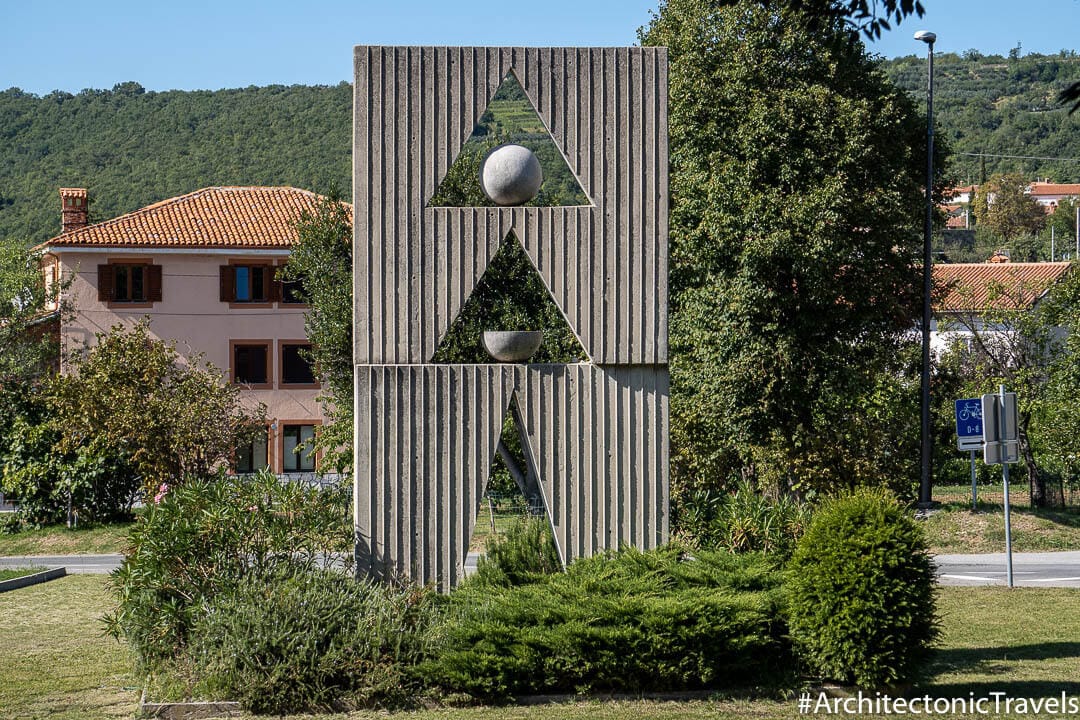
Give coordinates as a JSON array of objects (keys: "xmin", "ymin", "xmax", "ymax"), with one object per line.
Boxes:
[{"xmin": 0, "ymin": 566, "xmax": 66, "ymax": 592}]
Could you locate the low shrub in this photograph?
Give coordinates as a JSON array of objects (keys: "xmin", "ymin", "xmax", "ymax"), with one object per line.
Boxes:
[
  {"xmin": 676, "ymin": 479, "xmax": 811, "ymax": 558},
  {"xmin": 104, "ymin": 470, "xmax": 352, "ymax": 670},
  {"xmin": 473, "ymin": 514, "xmax": 562, "ymax": 587},
  {"xmin": 786, "ymin": 488, "xmax": 939, "ymax": 688},
  {"xmin": 422, "ymin": 546, "xmax": 791, "ymax": 701},
  {"xmin": 189, "ymin": 563, "xmax": 436, "ymax": 714}
]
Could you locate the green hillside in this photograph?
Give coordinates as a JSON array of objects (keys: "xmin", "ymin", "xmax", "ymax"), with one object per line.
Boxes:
[
  {"xmin": 0, "ymin": 78, "xmax": 583, "ymax": 247},
  {"xmin": 0, "ymin": 82, "xmax": 353, "ymax": 246},
  {"xmin": 880, "ymin": 51, "xmax": 1080, "ymax": 184},
  {"xmin": 5, "ymin": 49, "xmax": 1080, "ymax": 245}
]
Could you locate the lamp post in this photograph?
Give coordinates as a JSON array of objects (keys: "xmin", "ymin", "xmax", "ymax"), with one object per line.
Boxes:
[{"xmin": 916, "ymin": 29, "xmax": 936, "ymax": 508}]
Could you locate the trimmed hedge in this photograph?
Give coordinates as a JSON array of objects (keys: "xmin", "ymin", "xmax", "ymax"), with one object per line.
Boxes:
[{"xmin": 786, "ymin": 488, "xmax": 939, "ymax": 688}]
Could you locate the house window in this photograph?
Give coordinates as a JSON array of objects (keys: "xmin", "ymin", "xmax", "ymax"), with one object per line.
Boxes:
[
  {"xmin": 98, "ymin": 263, "xmax": 162, "ymax": 304},
  {"xmin": 235, "ymin": 427, "xmax": 269, "ymax": 474},
  {"xmin": 283, "ymin": 424, "xmax": 316, "ymax": 472},
  {"xmin": 231, "ymin": 342, "xmax": 270, "ymax": 386},
  {"xmin": 221, "ymin": 264, "xmax": 275, "ymax": 304},
  {"xmin": 281, "ymin": 343, "xmax": 316, "ymax": 385},
  {"xmin": 115, "ymin": 265, "xmax": 145, "ymax": 302},
  {"xmin": 281, "ymin": 275, "xmax": 306, "ymax": 304}
]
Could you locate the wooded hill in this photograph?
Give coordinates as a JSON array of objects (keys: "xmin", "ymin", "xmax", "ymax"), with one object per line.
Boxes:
[
  {"xmin": 3, "ymin": 47, "xmax": 1080, "ymax": 245},
  {"xmin": 0, "ymin": 82, "xmax": 353, "ymax": 246},
  {"xmin": 881, "ymin": 50, "xmax": 1080, "ymax": 185}
]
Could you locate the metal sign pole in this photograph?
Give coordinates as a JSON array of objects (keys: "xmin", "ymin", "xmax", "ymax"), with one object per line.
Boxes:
[
  {"xmin": 1000, "ymin": 384, "xmax": 1014, "ymax": 588},
  {"xmin": 971, "ymin": 449, "xmax": 978, "ymax": 510}
]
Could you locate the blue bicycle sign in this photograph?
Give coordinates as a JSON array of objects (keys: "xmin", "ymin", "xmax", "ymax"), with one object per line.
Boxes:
[{"xmin": 955, "ymin": 398, "xmax": 983, "ymax": 451}]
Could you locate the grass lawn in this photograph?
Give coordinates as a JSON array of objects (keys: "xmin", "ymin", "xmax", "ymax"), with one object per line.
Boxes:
[
  {"xmin": 0, "ymin": 575, "xmax": 138, "ymax": 719},
  {"xmin": 0, "ymin": 565, "xmax": 46, "ymax": 581},
  {"xmin": 0, "ymin": 521, "xmax": 132, "ymax": 556},
  {"xmin": 6, "ymin": 576, "xmax": 1080, "ymax": 720},
  {"xmin": 922, "ymin": 499, "xmax": 1080, "ymax": 554}
]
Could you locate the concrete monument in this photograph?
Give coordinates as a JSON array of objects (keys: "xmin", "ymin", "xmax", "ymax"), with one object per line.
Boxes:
[{"xmin": 353, "ymin": 46, "xmax": 669, "ymax": 590}]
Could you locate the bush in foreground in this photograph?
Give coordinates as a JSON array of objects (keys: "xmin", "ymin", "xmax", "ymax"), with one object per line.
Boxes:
[
  {"xmin": 190, "ymin": 564, "xmax": 436, "ymax": 714},
  {"xmin": 422, "ymin": 547, "xmax": 792, "ymax": 701},
  {"xmin": 786, "ymin": 488, "xmax": 939, "ymax": 688},
  {"xmin": 472, "ymin": 514, "xmax": 562, "ymax": 587},
  {"xmin": 104, "ymin": 470, "xmax": 352, "ymax": 669}
]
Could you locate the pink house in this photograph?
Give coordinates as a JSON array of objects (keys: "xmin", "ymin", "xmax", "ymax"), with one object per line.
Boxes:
[{"xmin": 34, "ymin": 186, "xmax": 337, "ymax": 475}]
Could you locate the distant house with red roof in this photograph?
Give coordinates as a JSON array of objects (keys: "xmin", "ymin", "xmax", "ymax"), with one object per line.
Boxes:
[
  {"xmin": 930, "ymin": 259, "xmax": 1073, "ymax": 354},
  {"xmin": 33, "ymin": 186, "xmax": 343, "ymax": 475},
  {"xmin": 1028, "ymin": 181, "xmax": 1080, "ymax": 209}
]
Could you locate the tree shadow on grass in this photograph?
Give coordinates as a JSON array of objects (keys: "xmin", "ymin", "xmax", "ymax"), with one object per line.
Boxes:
[{"xmin": 921, "ymin": 642, "xmax": 1080, "ymax": 696}]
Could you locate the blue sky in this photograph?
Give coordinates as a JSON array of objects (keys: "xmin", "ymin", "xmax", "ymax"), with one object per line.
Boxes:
[{"xmin": 1, "ymin": 0, "xmax": 1078, "ymax": 95}]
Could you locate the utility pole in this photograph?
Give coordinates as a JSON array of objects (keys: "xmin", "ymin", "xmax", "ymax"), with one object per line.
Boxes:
[{"xmin": 915, "ymin": 29, "xmax": 937, "ymax": 508}]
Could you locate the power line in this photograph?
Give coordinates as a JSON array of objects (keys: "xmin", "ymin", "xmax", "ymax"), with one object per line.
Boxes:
[{"xmin": 959, "ymin": 152, "xmax": 1080, "ymax": 163}]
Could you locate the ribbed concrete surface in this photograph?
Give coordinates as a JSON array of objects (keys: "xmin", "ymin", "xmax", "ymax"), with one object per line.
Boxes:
[
  {"xmin": 355, "ymin": 365, "xmax": 669, "ymax": 590},
  {"xmin": 353, "ymin": 46, "xmax": 669, "ymax": 591},
  {"xmin": 353, "ymin": 46, "xmax": 668, "ymax": 365}
]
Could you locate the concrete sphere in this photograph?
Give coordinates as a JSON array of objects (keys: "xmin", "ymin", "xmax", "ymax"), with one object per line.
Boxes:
[{"xmin": 479, "ymin": 144, "xmax": 543, "ymax": 206}]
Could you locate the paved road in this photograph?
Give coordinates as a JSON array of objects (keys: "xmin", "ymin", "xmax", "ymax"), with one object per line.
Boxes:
[
  {"xmin": 935, "ymin": 551, "xmax": 1080, "ymax": 587},
  {"xmin": 0, "ymin": 554, "xmax": 124, "ymax": 574},
  {"xmin": 0, "ymin": 552, "xmax": 484, "ymax": 576},
  {"xmin": 4, "ymin": 551, "xmax": 1079, "ymax": 586}
]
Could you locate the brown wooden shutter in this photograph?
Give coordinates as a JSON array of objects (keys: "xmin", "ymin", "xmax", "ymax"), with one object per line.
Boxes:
[
  {"xmin": 219, "ymin": 265, "xmax": 234, "ymax": 302},
  {"xmin": 269, "ymin": 266, "xmax": 282, "ymax": 303},
  {"xmin": 147, "ymin": 264, "xmax": 163, "ymax": 302},
  {"xmin": 97, "ymin": 264, "xmax": 114, "ymax": 302}
]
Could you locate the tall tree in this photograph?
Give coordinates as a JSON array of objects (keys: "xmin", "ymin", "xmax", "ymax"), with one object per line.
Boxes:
[
  {"xmin": 973, "ymin": 173, "xmax": 1046, "ymax": 245},
  {"xmin": 640, "ymin": 0, "xmax": 935, "ymax": 497},
  {"xmin": 49, "ymin": 321, "xmax": 265, "ymax": 493},
  {"xmin": 1044, "ymin": 197, "xmax": 1080, "ymax": 255},
  {"xmin": 279, "ymin": 191, "xmax": 354, "ymax": 473},
  {"xmin": 0, "ymin": 244, "xmax": 68, "ymax": 458}
]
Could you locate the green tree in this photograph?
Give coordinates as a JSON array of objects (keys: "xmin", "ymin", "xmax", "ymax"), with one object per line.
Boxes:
[
  {"xmin": 640, "ymin": 0, "xmax": 933, "ymax": 497},
  {"xmin": 1030, "ymin": 268, "xmax": 1080, "ymax": 500},
  {"xmin": 0, "ymin": 244, "xmax": 71, "ymax": 507},
  {"xmin": 973, "ymin": 173, "xmax": 1046, "ymax": 244},
  {"xmin": 1043, "ymin": 197, "xmax": 1079, "ymax": 257},
  {"xmin": 279, "ymin": 191, "xmax": 355, "ymax": 472},
  {"xmin": 49, "ymin": 320, "xmax": 265, "ymax": 495},
  {"xmin": 0, "ymin": 244, "xmax": 65, "ymax": 399}
]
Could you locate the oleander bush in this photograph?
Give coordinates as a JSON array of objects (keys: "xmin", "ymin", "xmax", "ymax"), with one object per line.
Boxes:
[
  {"xmin": 786, "ymin": 488, "xmax": 939, "ymax": 688},
  {"xmin": 189, "ymin": 563, "xmax": 436, "ymax": 714},
  {"xmin": 421, "ymin": 546, "xmax": 792, "ymax": 701},
  {"xmin": 104, "ymin": 470, "xmax": 352, "ymax": 670}
]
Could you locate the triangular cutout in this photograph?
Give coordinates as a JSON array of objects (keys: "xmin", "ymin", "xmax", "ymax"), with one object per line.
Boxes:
[
  {"xmin": 432, "ymin": 231, "xmax": 588, "ymax": 364},
  {"xmin": 469, "ymin": 394, "xmax": 564, "ymax": 574},
  {"xmin": 428, "ymin": 72, "xmax": 591, "ymax": 207}
]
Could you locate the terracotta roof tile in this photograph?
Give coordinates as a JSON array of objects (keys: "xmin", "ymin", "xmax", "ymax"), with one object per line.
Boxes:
[
  {"xmin": 933, "ymin": 262, "xmax": 1072, "ymax": 313},
  {"xmin": 36, "ymin": 186, "xmax": 352, "ymax": 250},
  {"xmin": 1029, "ymin": 182, "xmax": 1080, "ymax": 197}
]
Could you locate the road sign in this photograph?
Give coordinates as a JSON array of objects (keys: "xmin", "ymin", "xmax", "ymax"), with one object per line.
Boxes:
[
  {"xmin": 982, "ymin": 391, "xmax": 1019, "ymax": 465},
  {"xmin": 954, "ymin": 398, "xmax": 983, "ymax": 451}
]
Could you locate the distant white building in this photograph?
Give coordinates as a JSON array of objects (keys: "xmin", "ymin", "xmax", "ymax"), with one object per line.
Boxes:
[{"xmin": 931, "ymin": 260, "xmax": 1072, "ymax": 355}]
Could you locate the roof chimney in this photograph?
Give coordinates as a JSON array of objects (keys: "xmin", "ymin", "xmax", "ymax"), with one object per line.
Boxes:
[{"xmin": 59, "ymin": 188, "xmax": 88, "ymax": 233}]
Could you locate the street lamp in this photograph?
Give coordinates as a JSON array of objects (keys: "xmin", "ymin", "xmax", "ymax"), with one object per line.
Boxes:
[{"xmin": 916, "ymin": 29, "xmax": 936, "ymax": 508}]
